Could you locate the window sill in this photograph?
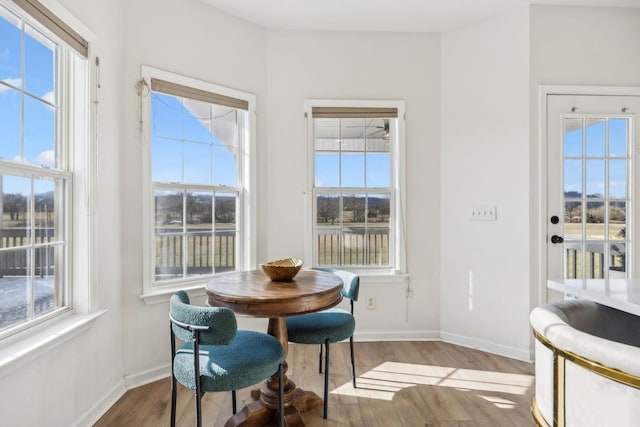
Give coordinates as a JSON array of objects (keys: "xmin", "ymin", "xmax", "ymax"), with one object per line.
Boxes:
[
  {"xmin": 0, "ymin": 309, "xmax": 107, "ymax": 380},
  {"xmin": 140, "ymin": 284, "xmax": 207, "ymax": 305},
  {"xmin": 357, "ymin": 272, "xmax": 410, "ymax": 285}
]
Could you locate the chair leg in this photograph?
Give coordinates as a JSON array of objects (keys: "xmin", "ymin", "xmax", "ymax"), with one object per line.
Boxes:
[
  {"xmin": 318, "ymin": 343, "xmax": 323, "ymax": 373},
  {"xmin": 323, "ymin": 339, "xmax": 330, "ymax": 419},
  {"xmin": 232, "ymin": 390, "xmax": 237, "ymax": 414},
  {"xmin": 350, "ymin": 335, "xmax": 356, "ymax": 388},
  {"xmin": 278, "ymin": 364, "xmax": 284, "ymax": 427},
  {"xmin": 170, "ymin": 374, "xmax": 177, "ymax": 427}
]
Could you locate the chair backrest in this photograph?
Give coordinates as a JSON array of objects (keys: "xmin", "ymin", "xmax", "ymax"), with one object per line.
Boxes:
[
  {"xmin": 333, "ymin": 270, "xmax": 359, "ymax": 302},
  {"xmin": 169, "ymin": 290, "xmax": 237, "ymax": 345},
  {"xmin": 312, "ymin": 268, "xmax": 359, "ymax": 302}
]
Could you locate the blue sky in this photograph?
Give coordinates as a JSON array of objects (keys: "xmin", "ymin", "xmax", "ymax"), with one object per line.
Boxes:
[
  {"xmin": 0, "ymin": 9, "xmax": 59, "ymax": 203},
  {"xmin": 564, "ymin": 118, "xmax": 628, "ymax": 199},
  {"xmin": 151, "ymin": 93, "xmax": 238, "ymax": 186}
]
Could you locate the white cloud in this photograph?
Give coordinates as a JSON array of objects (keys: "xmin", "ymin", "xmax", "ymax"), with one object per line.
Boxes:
[
  {"xmin": 36, "ymin": 150, "xmax": 55, "ymax": 166},
  {"xmin": 42, "ymin": 91, "xmax": 55, "ymax": 104},
  {"xmin": 0, "ymin": 77, "xmax": 21, "ymax": 93},
  {"xmin": 12, "ymin": 155, "xmax": 26, "ymax": 163}
]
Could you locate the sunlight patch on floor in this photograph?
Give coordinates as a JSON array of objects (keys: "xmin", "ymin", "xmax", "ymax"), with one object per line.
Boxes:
[{"xmin": 330, "ymin": 361, "xmax": 534, "ymax": 403}]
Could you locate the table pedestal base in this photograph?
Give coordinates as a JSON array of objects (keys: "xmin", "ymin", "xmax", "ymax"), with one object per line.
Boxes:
[{"xmin": 224, "ymin": 381, "xmax": 323, "ymax": 427}]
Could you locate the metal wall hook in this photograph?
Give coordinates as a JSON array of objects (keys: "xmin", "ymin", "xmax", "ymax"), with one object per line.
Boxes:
[
  {"xmin": 622, "ymin": 107, "xmax": 628, "ymax": 113},
  {"xmin": 571, "ymin": 107, "xmax": 578, "ymax": 112}
]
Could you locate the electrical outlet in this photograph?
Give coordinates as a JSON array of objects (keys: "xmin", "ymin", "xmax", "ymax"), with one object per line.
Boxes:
[{"xmin": 366, "ymin": 296, "xmax": 376, "ymax": 310}]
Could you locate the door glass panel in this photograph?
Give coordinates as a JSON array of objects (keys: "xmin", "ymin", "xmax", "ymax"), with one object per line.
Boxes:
[
  {"xmin": 609, "ymin": 118, "xmax": 628, "ymax": 157},
  {"xmin": 585, "ymin": 160, "xmax": 604, "ymax": 197},
  {"xmin": 585, "ymin": 201, "xmax": 604, "ymax": 240},
  {"xmin": 609, "ymin": 201, "xmax": 626, "ymax": 240},
  {"xmin": 563, "ymin": 201, "xmax": 582, "ymax": 239},
  {"xmin": 560, "ymin": 114, "xmax": 631, "ymax": 280},
  {"xmin": 584, "ymin": 243, "xmax": 605, "ymax": 279},
  {"xmin": 564, "ymin": 118, "xmax": 583, "ymax": 157},
  {"xmin": 586, "ymin": 118, "xmax": 605, "ymax": 157},
  {"xmin": 609, "ymin": 160, "xmax": 626, "ymax": 198},
  {"xmin": 564, "ymin": 159, "xmax": 582, "ymax": 197}
]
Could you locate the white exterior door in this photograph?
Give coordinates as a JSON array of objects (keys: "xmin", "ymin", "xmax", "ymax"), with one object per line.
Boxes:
[{"xmin": 547, "ymin": 95, "xmax": 640, "ymax": 290}]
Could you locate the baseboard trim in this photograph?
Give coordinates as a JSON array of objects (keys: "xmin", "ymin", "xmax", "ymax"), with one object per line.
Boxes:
[
  {"xmin": 124, "ymin": 363, "xmax": 171, "ymax": 389},
  {"xmin": 73, "ymin": 380, "xmax": 126, "ymax": 427},
  {"xmin": 354, "ymin": 330, "xmax": 440, "ymax": 342},
  {"xmin": 440, "ymin": 331, "xmax": 532, "ymax": 362}
]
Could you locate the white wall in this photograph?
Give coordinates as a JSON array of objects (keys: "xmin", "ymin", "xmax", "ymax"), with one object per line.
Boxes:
[
  {"xmin": 266, "ymin": 31, "xmax": 442, "ymax": 339},
  {"xmin": 440, "ymin": 8, "xmax": 532, "ymax": 360},
  {"xmin": 0, "ymin": 0, "xmax": 125, "ymax": 426},
  {"xmin": 119, "ymin": 0, "xmax": 269, "ymax": 380},
  {"xmin": 529, "ymin": 6, "xmax": 640, "ymax": 310}
]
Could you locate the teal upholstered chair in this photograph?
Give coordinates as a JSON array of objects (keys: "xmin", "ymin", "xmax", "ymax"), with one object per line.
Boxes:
[
  {"xmin": 169, "ymin": 291, "xmax": 285, "ymax": 427},
  {"xmin": 285, "ymin": 269, "xmax": 359, "ymax": 418}
]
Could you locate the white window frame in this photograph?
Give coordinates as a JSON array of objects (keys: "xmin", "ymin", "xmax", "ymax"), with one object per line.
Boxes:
[
  {"xmin": 0, "ymin": 0, "xmax": 97, "ymax": 346},
  {"xmin": 304, "ymin": 99, "xmax": 407, "ymax": 275},
  {"xmin": 140, "ymin": 66, "xmax": 256, "ymax": 301}
]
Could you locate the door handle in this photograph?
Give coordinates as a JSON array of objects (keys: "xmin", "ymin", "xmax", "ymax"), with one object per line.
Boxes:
[{"xmin": 551, "ymin": 235, "xmax": 564, "ymax": 244}]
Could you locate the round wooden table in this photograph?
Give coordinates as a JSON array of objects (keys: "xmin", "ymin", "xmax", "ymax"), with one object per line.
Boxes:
[{"xmin": 206, "ymin": 269, "xmax": 343, "ymax": 427}]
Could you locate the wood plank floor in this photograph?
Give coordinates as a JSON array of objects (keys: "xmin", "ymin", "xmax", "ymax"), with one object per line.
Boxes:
[{"xmin": 95, "ymin": 341, "xmax": 535, "ymax": 427}]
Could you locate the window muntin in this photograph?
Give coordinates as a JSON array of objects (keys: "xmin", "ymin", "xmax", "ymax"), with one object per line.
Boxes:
[
  {"xmin": 311, "ymin": 111, "xmax": 399, "ymax": 270},
  {"xmin": 0, "ymin": 1, "xmax": 82, "ymax": 336},
  {"xmin": 146, "ymin": 73, "xmax": 250, "ymax": 288}
]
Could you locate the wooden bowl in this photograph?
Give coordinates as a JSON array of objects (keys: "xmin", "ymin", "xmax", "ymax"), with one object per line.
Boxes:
[{"xmin": 261, "ymin": 258, "xmax": 303, "ymax": 281}]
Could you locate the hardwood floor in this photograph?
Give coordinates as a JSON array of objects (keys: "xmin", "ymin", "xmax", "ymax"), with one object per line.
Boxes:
[{"xmin": 95, "ymin": 341, "xmax": 535, "ymax": 427}]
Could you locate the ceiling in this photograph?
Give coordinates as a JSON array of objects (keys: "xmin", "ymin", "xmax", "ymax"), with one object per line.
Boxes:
[{"xmin": 199, "ymin": 0, "xmax": 640, "ymax": 33}]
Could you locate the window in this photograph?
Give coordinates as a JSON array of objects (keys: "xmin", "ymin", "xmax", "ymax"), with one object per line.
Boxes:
[
  {"xmin": 306, "ymin": 102, "xmax": 406, "ymax": 272},
  {"xmin": 0, "ymin": 0, "xmax": 90, "ymax": 337},
  {"xmin": 140, "ymin": 67, "xmax": 255, "ymax": 295}
]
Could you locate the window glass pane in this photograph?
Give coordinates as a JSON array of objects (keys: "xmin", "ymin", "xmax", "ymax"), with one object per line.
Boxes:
[
  {"xmin": 211, "ymin": 106, "xmax": 238, "ymax": 149},
  {"xmin": 609, "ymin": 118, "xmax": 628, "ymax": 158},
  {"xmin": 585, "ymin": 119, "xmax": 604, "ymax": 158},
  {"xmin": 585, "ymin": 201, "xmax": 604, "ymax": 240},
  {"xmin": 152, "ymin": 137, "xmax": 182, "ymax": 182},
  {"xmin": 585, "ymin": 160, "xmax": 604, "ymax": 198},
  {"xmin": 24, "ymin": 25, "xmax": 55, "ymax": 102},
  {"xmin": 564, "ymin": 159, "xmax": 582, "ymax": 198},
  {"xmin": 563, "ymin": 201, "xmax": 582, "ymax": 239},
  {"xmin": 212, "ymin": 143, "xmax": 236, "ymax": 186},
  {"xmin": 609, "ymin": 160, "xmax": 626, "ymax": 199},
  {"xmin": 342, "ymin": 194, "xmax": 365, "ymax": 265},
  {"xmin": 2, "ymin": 175, "xmax": 31, "ymax": 247},
  {"xmin": 0, "ymin": 85, "xmax": 21, "ymax": 161},
  {"xmin": 316, "ymin": 194, "xmax": 340, "ymax": 265},
  {"xmin": 186, "ymin": 191, "xmax": 213, "ymax": 277},
  {"xmin": 0, "ymin": 253, "xmax": 29, "ymax": 330},
  {"xmin": 182, "ymin": 98, "xmax": 213, "ymax": 143},
  {"xmin": 183, "ymin": 141, "xmax": 211, "ymax": 184},
  {"xmin": 24, "ymin": 96, "xmax": 55, "ymax": 166},
  {"xmin": 155, "ymin": 233, "xmax": 182, "ymax": 282},
  {"xmin": 155, "ymin": 190, "xmax": 183, "ymax": 227},
  {"xmin": 341, "ymin": 153, "xmax": 365, "ymax": 187},
  {"xmin": 563, "ymin": 118, "xmax": 582, "ymax": 158},
  {"xmin": 366, "ymin": 194, "xmax": 390, "ymax": 265},
  {"xmin": 315, "ymin": 153, "xmax": 339, "ymax": 187},
  {"xmin": 34, "ymin": 178, "xmax": 56, "ymax": 241},
  {"xmin": 154, "ymin": 190, "xmax": 183, "ymax": 282},
  {"xmin": 609, "ymin": 201, "xmax": 626, "ymax": 240},
  {"xmin": 0, "ymin": 10, "xmax": 22, "ymax": 86},
  {"xmin": 366, "ymin": 153, "xmax": 390, "ymax": 187},
  {"xmin": 152, "ymin": 93, "xmax": 182, "ymax": 139},
  {"xmin": 214, "ymin": 193, "xmax": 236, "ymax": 273}
]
